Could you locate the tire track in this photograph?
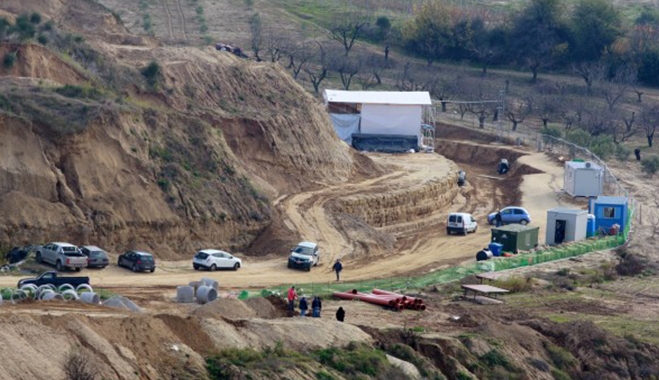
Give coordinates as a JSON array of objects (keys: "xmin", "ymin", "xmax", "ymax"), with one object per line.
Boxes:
[
  {"xmin": 174, "ymin": 0, "xmax": 188, "ymax": 41},
  {"xmin": 161, "ymin": 0, "xmax": 175, "ymax": 40}
]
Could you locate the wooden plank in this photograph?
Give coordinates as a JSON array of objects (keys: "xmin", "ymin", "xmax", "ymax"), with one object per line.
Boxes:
[
  {"xmin": 477, "ymin": 174, "xmax": 505, "ymax": 180},
  {"xmin": 476, "ymin": 272, "xmax": 502, "ymax": 282}
]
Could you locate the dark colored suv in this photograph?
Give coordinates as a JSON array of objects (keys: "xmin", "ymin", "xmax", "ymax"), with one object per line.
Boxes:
[
  {"xmin": 79, "ymin": 245, "xmax": 109, "ymax": 268},
  {"xmin": 118, "ymin": 251, "xmax": 156, "ymax": 273}
]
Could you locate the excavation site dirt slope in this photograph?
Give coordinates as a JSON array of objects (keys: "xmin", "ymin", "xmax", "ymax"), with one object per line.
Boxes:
[{"xmin": 0, "ymin": 0, "xmax": 379, "ymax": 258}]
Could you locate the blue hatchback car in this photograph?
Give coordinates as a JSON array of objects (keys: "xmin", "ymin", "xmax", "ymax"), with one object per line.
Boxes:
[{"xmin": 488, "ymin": 207, "xmax": 532, "ymax": 225}]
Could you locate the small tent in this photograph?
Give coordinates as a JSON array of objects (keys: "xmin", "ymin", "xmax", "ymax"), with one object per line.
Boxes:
[
  {"xmin": 323, "ymin": 90, "xmax": 433, "ymax": 152},
  {"xmin": 564, "ymin": 161, "xmax": 604, "ymax": 197},
  {"xmin": 545, "ymin": 209, "xmax": 588, "ymax": 245}
]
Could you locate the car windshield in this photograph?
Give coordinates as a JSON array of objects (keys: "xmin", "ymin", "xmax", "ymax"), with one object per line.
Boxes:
[
  {"xmin": 140, "ymin": 255, "xmax": 154, "ymax": 261},
  {"xmin": 90, "ymin": 251, "xmax": 105, "ymax": 258},
  {"xmin": 63, "ymin": 247, "xmax": 83, "ymax": 256},
  {"xmin": 195, "ymin": 252, "xmax": 209, "ymax": 259},
  {"xmin": 293, "ymin": 246, "xmax": 314, "ymax": 256}
]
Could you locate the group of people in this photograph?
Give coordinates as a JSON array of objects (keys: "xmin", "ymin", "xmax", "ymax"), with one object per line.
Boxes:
[{"xmin": 287, "ymin": 285, "xmax": 346, "ymax": 322}]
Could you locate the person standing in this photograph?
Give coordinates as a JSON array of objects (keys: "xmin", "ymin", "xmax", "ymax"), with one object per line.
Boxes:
[
  {"xmin": 332, "ymin": 259, "xmax": 343, "ymax": 281},
  {"xmin": 312, "ymin": 296, "xmax": 322, "ymax": 318},
  {"xmin": 336, "ymin": 306, "xmax": 345, "ymax": 322},
  {"xmin": 299, "ymin": 296, "xmax": 308, "ymax": 317},
  {"xmin": 287, "ymin": 285, "xmax": 297, "ymax": 312},
  {"xmin": 495, "ymin": 211, "xmax": 503, "ymax": 227},
  {"xmin": 635, "ymin": 148, "xmax": 641, "ymax": 161}
]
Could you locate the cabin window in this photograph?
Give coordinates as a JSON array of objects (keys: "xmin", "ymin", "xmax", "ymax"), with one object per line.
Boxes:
[{"xmin": 603, "ymin": 207, "xmax": 616, "ymax": 219}]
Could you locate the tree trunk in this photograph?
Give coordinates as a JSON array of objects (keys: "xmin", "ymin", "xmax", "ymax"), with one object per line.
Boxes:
[
  {"xmin": 649, "ymin": 134, "xmax": 654, "ymax": 147},
  {"xmin": 481, "ymin": 65, "xmax": 487, "ymax": 76},
  {"xmin": 512, "ymin": 121, "xmax": 519, "ymax": 131},
  {"xmin": 531, "ymin": 67, "xmax": 538, "ymax": 83},
  {"xmin": 542, "ymin": 118, "xmax": 548, "ymax": 128},
  {"xmin": 479, "ymin": 115, "xmax": 485, "ymax": 129},
  {"xmin": 441, "ymin": 102, "xmax": 447, "ymax": 112},
  {"xmin": 384, "ymin": 45, "xmax": 390, "ymax": 61}
]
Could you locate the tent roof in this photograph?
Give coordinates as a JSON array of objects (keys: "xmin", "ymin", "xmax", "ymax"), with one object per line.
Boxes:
[
  {"xmin": 324, "ymin": 90, "xmax": 432, "ymax": 106},
  {"xmin": 565, "ymin": 161, "xmax": 602, "ymax": 170}
]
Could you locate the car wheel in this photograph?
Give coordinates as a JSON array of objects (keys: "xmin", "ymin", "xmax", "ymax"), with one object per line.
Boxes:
[
  {"xmin": 75, "ymin": 267, "xmax": 81, "ymax": 272},
  {"xmin": 193, "ymin": 264, "xmax": 199, "ymax": 270},
  {"xmin": 462, "ymin": 228, "xmax": 468, "ymax": 235},
  {"xmin": 210, "ymin": 264, "xmax": 217, "ymax": 272},
  {"xmin": 150, "ymin": 268, "xmax": 155, "ymax": 273},
  {"xmin": 520, "ymin": 219, "xmax": 528, "ymax": 225},
  {"xmin": 306, "ymin": 266, "xmax": 311, "ymax": 272},
  {"xmin": 233, "ymin": 263, "xmax": 240, "ymax": 271},
  {"xmin": 118, "ymin": 259, "xmax": 122, "ymax": 267},
  {"xmin": 56, "ymin": 261, "xmax": 63, "ymax": 271},
  {"xmin": 287, "ymin": 262, "xmax": 292, "ymax": 269},
  {"xmin": 474, "ymin": 226, "xmax": 478, "ymax": 233},
  {"xmin": 36, "ymin": 253, "xmax": 42, "ymax": 263},
  {"xmin": 446, "ymin": 228, "xmax": 451, "ymax": 235},
  {"xmin": 132, "ymin": 264, "xmax": 138, "ymax": 272}
]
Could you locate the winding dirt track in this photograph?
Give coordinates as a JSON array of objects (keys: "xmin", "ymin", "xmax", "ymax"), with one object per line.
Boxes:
[{"xmin": 0, "ymin": 143, "xmax": 573, "ymax": 291}]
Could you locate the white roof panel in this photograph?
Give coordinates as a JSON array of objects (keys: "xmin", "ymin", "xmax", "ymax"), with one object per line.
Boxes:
[{"xmin": 324, "ymin": 90, "xmax": 431, "ymax": 105}]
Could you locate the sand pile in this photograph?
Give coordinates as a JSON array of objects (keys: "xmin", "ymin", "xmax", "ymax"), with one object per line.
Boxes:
[
  {"xmin": 193, "ymin": 298, "xmax": 256, "ymax": 320},
  {"xmin": 102, "ymin": 296, "xmax": 142, "ymax": 312},
  {"xmin": 244, "ymin": 296, "xmax": 288, "ymax": 319}
]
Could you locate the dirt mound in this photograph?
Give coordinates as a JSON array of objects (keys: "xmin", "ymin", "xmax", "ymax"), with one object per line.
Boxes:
[
  {"xmin": 0, "ymin": 44, "xmax": 88, "ymax": 85},
  {"xmin": 244, "ymin": 296, "xmax": 288, "ymax": 319},
  {"xmin": 102, "ymin": 296, "xmax": 142, "ymax": 312},
  {"xmin": 193, "ymin": 297, "xmax": 257, "ymax": 320}
]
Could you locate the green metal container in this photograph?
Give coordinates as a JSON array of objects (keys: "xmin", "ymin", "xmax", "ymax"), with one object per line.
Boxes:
[{"xmin": 491, "ymin": 224, "xmax": 539, "ymax": 253}]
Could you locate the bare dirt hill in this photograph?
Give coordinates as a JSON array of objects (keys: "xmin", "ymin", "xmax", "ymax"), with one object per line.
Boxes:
[{"xmin": 0, "ymin": 0, "xmax": 379, "ymax": 257}]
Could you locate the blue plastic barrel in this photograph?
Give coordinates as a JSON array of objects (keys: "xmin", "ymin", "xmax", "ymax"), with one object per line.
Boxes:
[
  {"xmin": 586, "ymin": 214, "xmax": 596, "ymax": 237},
  {"xmin": 488, "ymin": 242, "xmax": 503, "ymax": 257}
]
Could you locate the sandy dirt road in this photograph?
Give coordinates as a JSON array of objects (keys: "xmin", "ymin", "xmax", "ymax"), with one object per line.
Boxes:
[{"xmin": 0, "ymin": 143, "xmax": 573, "ymax": 291}]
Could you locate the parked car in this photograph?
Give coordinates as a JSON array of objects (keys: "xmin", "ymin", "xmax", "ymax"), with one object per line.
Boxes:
[
  {"xmin": 79, "ymin": 245, "xmax": 110, "ymax": 268},
  {"xmin": 17, "ymin": 271, "xmax": 90, "ymax": 288},
  {"xmin": 447, "ymin": 212, "xmax": 478, "ymax": 235},
  {"xmin": 287, "ymin": 242, "xmax": 319, "ymax": 271},
  {"xmin": 488, "ymin": 207, "xmax": 532, "ymax": 225},
  {"xmin": 193, "ymin": 249, "xmax": 242, "ymax": 271},
  {"xmin": 35, "ymin": 242, "xmax": 88, "ymax": 271},
  {"xmin": 5, "ymin": 245, "xmax": 33, "ymax": 264},
  {"xmin": 117, "ymin": 251, "xmax": 156, "ymax": 273}
]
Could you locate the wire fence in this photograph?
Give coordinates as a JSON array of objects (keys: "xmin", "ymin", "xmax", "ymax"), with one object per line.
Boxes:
[{"xmin": 239, "ymin": 116, "xmax": 636, "ymax": 300}]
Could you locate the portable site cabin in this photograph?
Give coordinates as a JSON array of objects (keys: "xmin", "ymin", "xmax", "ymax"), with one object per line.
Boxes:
[
  {"xmin": 491, "ymin": 224, "xmax": 539, "ymax": 253},
  {"xmin": 589, "ymin": 196, "xmax": 628, "ymax": 235},
  {"xmin": 323, "ymin": 90, "xmax": 434, "ymax": 152},
  {"xmin": 564, "ymin": 160, "xmax": 604, "ymax": 197},
  {"xmin": 545, "ymin": 209, "xmax": 588, "ymax": 246}
]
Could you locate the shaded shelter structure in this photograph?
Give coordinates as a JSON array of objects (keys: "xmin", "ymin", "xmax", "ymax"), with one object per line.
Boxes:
[{"xmin": 323, "ymin": 90, "xmax": 434, "ymax": 153}]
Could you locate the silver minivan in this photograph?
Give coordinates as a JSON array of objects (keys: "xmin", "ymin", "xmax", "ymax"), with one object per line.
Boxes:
[{"xmin": 447, "ymin": 212, "xmax": 478, "ymax": 235}]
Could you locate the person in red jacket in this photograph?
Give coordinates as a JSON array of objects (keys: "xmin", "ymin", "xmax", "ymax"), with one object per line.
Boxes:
[{"xmin": 287, "ymin": 285, "xmax": 298, "ymax": 312}]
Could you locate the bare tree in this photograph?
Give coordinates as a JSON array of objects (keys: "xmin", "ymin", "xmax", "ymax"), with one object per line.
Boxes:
[
  {"xmin": 303, "ymin": 43, "xmax": 329, "ymax": 94},
  {"xmin": 580, "ymin": 105, "xmax": 617, "ymax": 136},
  {"xmin": 466, "ymin": 81, "xmax": 497, "ymax": 128},
  {"xmin": 640, "ymin": 103, "xmax": 659, "ymax": 147},
  {"xmin": 594, "ymin": 64, "xmax": 636, "ymax": 111},
  {"xmin": 249, "ymin": 13, "xmax": 263, "ymax": 62},
  {"xmin": 616, "ymin": 110, "xmax": 638, "ymax": 142},
  {"xmin": 64, "ymin": 348, "xmax": 98, "ymax": 380},
  {"xmin": 335, "ymin": 55, "xmax": 361, "ymax": 90},
  {"xmin": 262, "ymin": 29, "xmax": 292, "ymax": 63},
  {"xmin": 572, "ymin": 62, "xmax": 606, "ymax": 95},
  {"xmin": 328, "ymin": 14, "xmax": 369, "ymax": 56},
  {"xmin": 288, "ymin": 41, "xmax": 315, "ymax": 80},
  {"xmin": 506, "ymin": 97, "xmax": 533, "ymax": 131},
  {"xmin": 534, "ymin": 84, "xmax": 561, "ymax": 128}
]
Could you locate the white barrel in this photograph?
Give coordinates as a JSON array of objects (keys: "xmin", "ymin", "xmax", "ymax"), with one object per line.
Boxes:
[
  {"xmin": 189, "ymin": 281, "xmax": 201, "ymax": 293},
  {"xmin": 196, "ymin": 285, "xmax": 218, "ymax": 304},
  {"xmin": 76, "ymin": 284, "xmax": 93, "ymax": 294},
  {"xmin": 19, "ymin": 284, "xmax": 38, "ymax": 299},
  {"xmin": 58, "ymin": 284, "xmax": 75, "ymax": 293},
  {"xmin": 200, "ymin": 277, "xmax": 219, "ymax": 290},
  {"xmin": 176, "ymin": 286, "xmax": 195, "ymax": 303},
  {"xmin": 61, "ymin": 289, "xmax": 80, "ymax": 301},
  {"xmin": 80, "ymin": 292, "xmax": 100, "ymax": 304},
  {"xmin": 11, "ymin": 289, "xmax": 28, "ymax": 303},
  {"xmin": 36, "ymin": 284, "xmax": 56, "ymax": 298},
  {"xmin": 41, "ymin": 291, "xmax": 64, "ymax": 301}
]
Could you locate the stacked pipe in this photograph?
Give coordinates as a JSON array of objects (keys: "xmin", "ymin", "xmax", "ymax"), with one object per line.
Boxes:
[
  {"xmin": 332, "ymin": 289, "xmax": 426, "ymax": 311},
  {"xmin": 177, "ymin": 277, "xmax": 219, "ymax": 304},
  {"xmin": 0, "ymin": 283, "xmax": 100, "ymax": 304}
]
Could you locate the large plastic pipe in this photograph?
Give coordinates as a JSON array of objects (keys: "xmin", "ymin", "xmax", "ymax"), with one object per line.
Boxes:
[
  {"xmin": 176, "ymin": 286, "xmax": 195, "ymax": 303},
  {"xmin": 61, "ymin": 289, "xmax": 80, "ymax": 301},
  {"xmin": 372, "ymin": 289, "xmax": 423, "ymax": 304},
  {"xmin": 76, "ymin": 284, "xmax": 94, "ymax": 294},
  {"xmin": 334, "ymin": 291, "xmax": 401, "ymax": 309},
  {"xmin": 58, "ymin": 284, "xmax": 75, "ymax": 293},
  {"xmin": 41, "ymin": 291, "xmax": 64, "ymax": 301},
  {"xmin": 80, "ymin": 292, "xmax": 100, "ymax": 304},
  {"xmin": 196, "ymin": 285, "xmax": 218, "ymax": 304},
  {"xmin": 200, "ymin": 278, "xmax": 219, "ymax": 290}
]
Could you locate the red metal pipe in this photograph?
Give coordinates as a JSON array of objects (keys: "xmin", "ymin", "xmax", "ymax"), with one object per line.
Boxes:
[
  {"xmin": 334, "ymin": 291, "xmax": 401, "ymax": 309},
  {"xmin": 419, "ymin": 304, "xmax": 426, "ymax": 311},
  {"xmin": 372, "ymin": 289, "xmax": 423, "ymax": 304}
]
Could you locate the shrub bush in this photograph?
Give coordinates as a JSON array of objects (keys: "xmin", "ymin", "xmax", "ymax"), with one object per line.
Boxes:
[
  {"xmin": 30, "ymin": 13, "xmax": 42, "ymax": 25},
  {"xmin": 615, "ymin": 145, "xmax": 631, "ymax": 163},
  {"xmin": 37, "ymin": 34, "xmax": 48, "ymax": 45},
  {"xmin": 3, "ymin": 52, "xmax": 16, "ymax": 69},
  {"xmin": 641, "ymin": 155, "xmax": 659, "ymax": 176},
  {"xmin": 589, "ymin": 135, "xmax": 616, "ymax": 160},
  {"xmin": 565, "ymin": 128, "xmax": 591, "ymax": 147},
  {"xmin": 141, "ymin": 61, "xmax": 162, "ymax": 88}
]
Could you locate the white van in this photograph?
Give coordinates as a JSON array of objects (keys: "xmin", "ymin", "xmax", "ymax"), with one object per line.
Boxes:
[{"xmin": 447, "ymin": 213, "xmax": 478, "ymax": 235}]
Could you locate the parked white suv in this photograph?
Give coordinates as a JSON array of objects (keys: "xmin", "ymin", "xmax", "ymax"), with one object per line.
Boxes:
[
  {"xmin": 193, "ymin": 249, "xmax": 242, "ymax": 271},
  {"xmin": 447, "ymin": 213, "xmax": 478, "ymax": 235},
  {"xmin": 287, "ymin": 242, "xmax": 319, "ymax": 271}
]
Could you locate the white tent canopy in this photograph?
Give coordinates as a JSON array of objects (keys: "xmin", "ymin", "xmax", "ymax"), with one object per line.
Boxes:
[
  {"xmin": 323, "ymin": 90, "xmax": 432, "ymax": 106},
  {"xmin": 323, "ymin": 90, "xmax": 433, "ymax": 150}
]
